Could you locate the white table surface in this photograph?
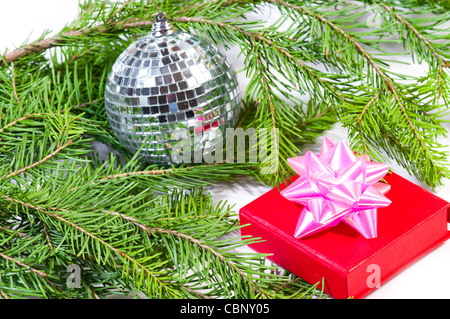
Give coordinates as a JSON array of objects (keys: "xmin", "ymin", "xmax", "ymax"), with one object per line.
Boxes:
[{"xmin": 1, "ymin": 0, "xmax": 449, "ymax": 299}]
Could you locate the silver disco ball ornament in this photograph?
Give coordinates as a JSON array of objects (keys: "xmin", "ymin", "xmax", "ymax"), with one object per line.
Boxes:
[{"xmin": 104, "ymin": 12, "xmax": 241, "ymax": 165}]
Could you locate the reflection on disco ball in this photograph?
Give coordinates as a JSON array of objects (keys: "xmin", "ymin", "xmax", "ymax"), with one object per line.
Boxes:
[{"xmin": 104, "ymin": 12, "xmax": 241, "ymax": 165}]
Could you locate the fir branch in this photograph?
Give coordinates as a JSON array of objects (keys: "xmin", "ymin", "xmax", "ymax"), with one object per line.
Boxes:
[
  {"xmin": 111, "ymin": 211, "xmax": 274, "ymax": 298},
  {"xmin": 100, "ymin": 168, "xmax": 176, "ymax": 179},
  {"xmin": 0, "ymin": 185, "xmax": 293, "ymax": 298},
  {"xmin": 357, "ymin": 89, "xmax": 383, "ymax": 125},
  {"xmin": 0, "ymin": 225, "xmax": 26, "ymax": 238},
  {"xmin": 175, "ymin": 0, "xmax": 255, "ymax": 16},
  {"xmin": 0, "ymin": 251, "xmax": 48, "ymax": 279},
  {"xmin": 248, "ymin": 37, "xmax": 280, "ymax": 178},
  {"xmin": 378, "ymin": 2, "xmax": 450, "ymax": 102},
  {"xmin": 2, "ymin": 30, "xmax": 87, "ymax": 67},
  {"xmin": 2, "ymin": 140, "xmax": 73, "ymax": 180},
  {"xmin": 72, "ymin": 98, "xmax": 104, "ymax": 109},
  {"xmin": 10, "ymin": 65, "xmax": 20, "ymax": 104},
  {"xmin": 173, "ymin": 16, "xmax": 344, "ymax": 101},
  {"xmin": 0, "ymin": 113, "xmax": 50, "ymax": 134},
  {"xmin": 1, "ymin": 194, "xmax": 184, "ymax": 298},
  {"xmin": 269, "ymin": 0, "xmax": 448, "ymax": 187},
  {"xmin": 249, "ymin": 37, "xmax": 277, "ymax": 131},
  {"xmin": 0, "ymin": 8, "xmax": 157, "ymax": 66},
  {"xmin": 380, "ymin": 2, "xmax": 449, "ymax": 69}
]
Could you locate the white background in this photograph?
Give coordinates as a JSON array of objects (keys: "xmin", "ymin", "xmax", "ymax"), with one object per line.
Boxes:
[{"xmin": 0, "ymin": 0, "xmax": 449, "ymax": 299}]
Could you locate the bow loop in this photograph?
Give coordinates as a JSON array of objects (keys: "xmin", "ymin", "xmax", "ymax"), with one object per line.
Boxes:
[{"xmin": 281, "ymin": 138, "xmax": 391, "ymax": 239}]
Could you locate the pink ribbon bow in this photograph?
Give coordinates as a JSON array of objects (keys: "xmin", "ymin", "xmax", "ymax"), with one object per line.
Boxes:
[{"xmin": 280, "ymin": 137, "xmax": 391, "ymax": 239}]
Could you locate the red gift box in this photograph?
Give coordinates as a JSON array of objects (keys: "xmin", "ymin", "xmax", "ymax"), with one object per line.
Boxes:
[{"xmin": 239, "ymin": 172, "xmax": 450, "ymax": 299}]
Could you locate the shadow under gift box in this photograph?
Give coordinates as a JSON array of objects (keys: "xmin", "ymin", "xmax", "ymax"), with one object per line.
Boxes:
[{"xmin": 239, "ymin": 172, "xmax": 450, "ymax": 299}]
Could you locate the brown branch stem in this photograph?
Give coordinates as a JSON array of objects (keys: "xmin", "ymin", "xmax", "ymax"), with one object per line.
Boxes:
[
  {"xmin": 100, "ymin": 168, "xmax": 177, "ymax": 180},
  {"xmin": 3, "ymin": 140, "xmax": 73, "ymax": 180},
  {"xmin": 0, "ymin": 113, "xmax": 50, "ymax": 134},
  {"xmin": 357, "ymin": 89, "xmax": 382, "ymax": 124},
  {"xmin": 0, "ymin": 225, "xmax": 26, "ymax": 238},
  {"xmin": 380, "ymin": 3, "xmax": 449, "ymax": 69},
  {"xmin": 0, "ymin": 251, "xmax": 48, "ymax": 278},
  {"xmin": 1, "ymin": 19, "xmax": 154, "ymax": 66}
]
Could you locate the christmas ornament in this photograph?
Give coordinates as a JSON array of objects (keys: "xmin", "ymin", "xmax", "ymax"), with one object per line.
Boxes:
[
  {"xmin": 104, "ymin": 12, "xmax": 241, "ymax": 165},
  {"xmin": 280, "ymin": 137, "xmax": 392, "ymax": 239}
]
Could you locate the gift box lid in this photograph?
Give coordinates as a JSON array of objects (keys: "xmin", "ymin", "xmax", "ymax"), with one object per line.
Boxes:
[{"xmin": 239, "ymin": 172, "xmax": 450, "ymax": 298}]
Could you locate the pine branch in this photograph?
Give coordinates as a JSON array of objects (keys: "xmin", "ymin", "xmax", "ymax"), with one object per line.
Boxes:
[
  {"xmin": 382, "ymin": 4, "xmax": 448, "ymax": 68},
  {"xmin": 0, "ymin": 251, "xmax": 48, "ymax": 279},
  {"xmin": 0, "ymin": 0, "xmax": 258, "ymax": 67},
  {"xmin": 268, "ymin": 0, "xmax": 449, "ymax": 188},
  {"xmin": 0, "ymin": 182, "xmax": 313, "ymax": 298},
  {"xmin": 173, "ymin": 16, "xmax": 344, "ymax": 102},
  {"xmin": 3, "ymin": 140, "xmax": 73, "ymax": 179},
  {"xmin": 1, "ymin": 13, "xmax": 155, "ymax": 67},
  {"xmin": 378, "ymin": 2, "xmax": 450, "ymax": 103},
  {"xmin": 1, "ymin": 194, "xmax": 187, "ymax": 298}
]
